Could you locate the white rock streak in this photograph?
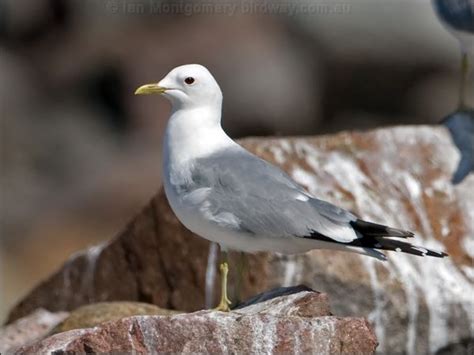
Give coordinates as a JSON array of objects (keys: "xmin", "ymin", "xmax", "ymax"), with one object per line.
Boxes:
[
  {"xmin": 205, "ymin": 242, "xmax": 219, "ymax": 309},
  {"xmin": 362, "ymin": 257, "xmax": 387, "ymax": 353},
  {"xmin": 270, "ymin": 126, "xmax": 474, "ymax": 354},
  {"xmin": 282, "ymin": 255, "xmax": 304, "ymax": 288},
  {"xmin": 60, "ymin": 242, "xmax": 106, "ymax": 307}
]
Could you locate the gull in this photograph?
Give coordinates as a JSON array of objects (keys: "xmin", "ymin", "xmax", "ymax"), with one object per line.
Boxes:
[
  {"xmin": 432, "ymin": 0, "xmax": 473, "ymax": 109},
  {"xmin": 432, "ymin": 0, "xmax": 474, "ymax": 183},
  {"xmin": 135, "ymin": 64, "xmax": 448, "ymax": 311}
]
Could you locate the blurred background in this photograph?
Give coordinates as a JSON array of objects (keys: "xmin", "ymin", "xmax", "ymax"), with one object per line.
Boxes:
[{"xmin": 0, "ymin": 0, "xmax": 473, "ymax": 322}]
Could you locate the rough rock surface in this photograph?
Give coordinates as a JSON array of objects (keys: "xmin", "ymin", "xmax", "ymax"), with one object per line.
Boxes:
[
  {"xmin": 0, "ymin": 309, "xmax": 68, "ymax": 353},
  {"xmin": 16, "ymin": 291, "xmax": 377, "ymax": 354},
  {"xmin": 6, "ymin": 126, "xmax": 474, "ymax": 354}
]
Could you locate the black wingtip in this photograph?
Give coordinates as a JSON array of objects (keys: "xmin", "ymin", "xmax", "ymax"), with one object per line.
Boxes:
[
  {"xmin": 351, "ymin": 219, "xmax": 415, "ymax": 239},
  {"xmin": 411, "ymin": 245, "xmax": 449, "ymax": 258},
  {"xmin": 386, "ymin": 227, "xmax": 415, "ymax": 239},
  {"xmin": 383, "ymin": 240, "xmax": 449, "ymax": 258},
  {"xmin": 426, "ymin": 250, "xmax": 449, "ymax": 258}
]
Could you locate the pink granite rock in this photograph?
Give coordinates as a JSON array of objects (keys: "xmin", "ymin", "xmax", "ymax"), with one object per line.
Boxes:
[
  {"xmin": 7, "ymin": 125, "xmax": 474, "ymax": 353},
  {"xmin": 0, "ymin": 309, "xmax": 68, "ymax": 353},
  {"xmin": 16, "ymin": 291, "xmax": 377, "ymax": 354}
]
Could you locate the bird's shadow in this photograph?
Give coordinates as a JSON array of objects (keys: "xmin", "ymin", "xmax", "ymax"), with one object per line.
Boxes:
[{"xmin": 232, "ymin": 284, "xmax": 315, "ymax": 310}]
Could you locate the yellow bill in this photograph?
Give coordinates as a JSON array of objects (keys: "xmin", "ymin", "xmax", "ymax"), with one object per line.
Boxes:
[{"xmin": 135, "ymin": 83, "xmax": 167, "ymax": 95}]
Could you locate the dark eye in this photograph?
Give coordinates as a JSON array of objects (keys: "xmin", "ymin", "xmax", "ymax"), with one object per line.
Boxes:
[{"xmin": 184, "ymin": 77, "xmax": 195, "ymax": 85}]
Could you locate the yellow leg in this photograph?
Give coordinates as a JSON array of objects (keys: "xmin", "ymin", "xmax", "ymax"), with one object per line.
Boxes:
[
  {"xmin": 214, "ymin": 260, "xmax": 232, "ymax": 311},
  {"xmin": 458, "ymin": 50, "xmax": 469, "ymax": 110}
]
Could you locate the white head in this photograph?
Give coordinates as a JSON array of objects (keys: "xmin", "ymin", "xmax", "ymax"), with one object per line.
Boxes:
[{"xmin": 135, "ymin": 64, "xmax": 223, "ymax": 111}]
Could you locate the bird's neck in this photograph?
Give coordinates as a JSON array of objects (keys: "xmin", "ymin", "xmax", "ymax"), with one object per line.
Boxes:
[{"xmin": 163, "ymin": 106, "xmax": 234, "ymax": 169}]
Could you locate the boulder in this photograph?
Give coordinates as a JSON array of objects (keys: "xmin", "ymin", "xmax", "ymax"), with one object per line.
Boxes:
[
  {"xmin": 6, "ymin": 125, "xmax": 474, "ymax": 354},
  {"xmin": 0, "ymin": 309, "xmax": 68, "ymax": 353},
  {"xmin": 15, "ymin": 290, "xmax": 377, "ymax": 354}
]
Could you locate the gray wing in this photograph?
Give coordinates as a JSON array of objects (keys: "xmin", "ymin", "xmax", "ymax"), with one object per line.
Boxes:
[{"xmin": 184, "ymin": 147, "xmax": 359, "ymax": 243}]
